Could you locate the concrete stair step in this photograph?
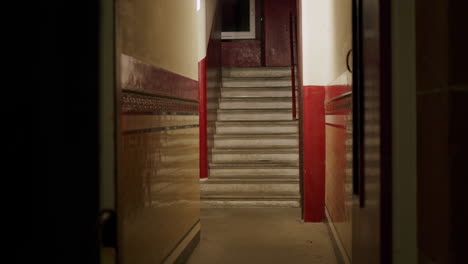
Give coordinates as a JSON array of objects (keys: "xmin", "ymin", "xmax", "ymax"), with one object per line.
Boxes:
[
  {"xmin": 200, "ymin": 180, "xmax": 299, "ymax": 193},
  {"xmin": 222, "ymin": 67, "xmax": 291, "ymax": 78},
  {"xmin": 217, "ymin": 109, "xmax": 293, "ymax": 121},
  {"xmin": 201, "ymin": 192, "xmax": 300, "ymax": 208},
  {"xmin": 223, "ymin": 77, "xmax": 292, "ymax": 88},
  {"xmin": 211, "ymin": 148, "xmax": 299, "ymax": 163},
  {"xmin": 216, "ymin": 120, "xmax": 298, "ymax": 134},
  {"xmin": 205, "ymin": 177, "xmax": 299, "ymax": 181},
  {"xmin": 214, "ymin": 134, "xmax": 298, "ymax": 148},
  {"xmin": 209, "ymin": 163, "xmax": 299, "ymax": 177},
  {"xmin": 220, "ymin": 87, "xmax": 295, "ymax": 98},
  {"xmin": 219, "ymin": 97, "xmax": 294, "ymax": 109},
  {"xmin": 209, "ymin": 175, "xmax": 299, "ymax": 180},
  {"xmin": 201, "ymin": 200, "xmax": 300, "ymax": 208}
]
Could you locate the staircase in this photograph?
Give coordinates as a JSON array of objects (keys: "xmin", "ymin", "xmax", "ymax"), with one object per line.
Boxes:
[{"xmin": 201, "ymin": 67, "xmax": 300, "ymax": 208}]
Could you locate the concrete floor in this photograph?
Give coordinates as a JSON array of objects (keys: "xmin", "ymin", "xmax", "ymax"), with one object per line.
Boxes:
[{"xmin": 186, "ymin": 208, "xmax": 338, "ymax": 264}]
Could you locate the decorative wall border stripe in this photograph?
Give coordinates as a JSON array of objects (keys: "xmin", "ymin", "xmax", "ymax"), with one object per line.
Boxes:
[
  {"xmin": 123, "ymin": 124, "xmax": 199, "ymax": 135},
  {"xmin": 122, "ymin": 112, "xmax": 199, "ymax": 116},
  {"xmin": 325, "ymin": 91, "xmax": 352, "ymax": 105},
  {"xmin": 122, "ymin": 90, "xmax": 199, "ymax": 114},
  {"xmin": 325, "ymin": 123, "xmax": 347, "ymax": 129},
  {"xmin": 325, "ymin": 98, "xmax": 352, "ymax": 115},
  {"xmin": 121, "ymin": 54, "xmax": 198, "ymax": 101},
  {"xmin": 123, "ymin": 88, "xmax": 199, "ymax": 103}
]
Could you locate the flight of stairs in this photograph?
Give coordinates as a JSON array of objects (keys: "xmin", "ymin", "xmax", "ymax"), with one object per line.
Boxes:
[{"xmin": 201, "ymin": 67, "xmax": 300, "ymax": 208}]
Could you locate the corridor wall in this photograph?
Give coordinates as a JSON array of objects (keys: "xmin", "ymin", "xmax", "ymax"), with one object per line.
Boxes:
[
  {"xmin": 298, "ymin": 0, "xmax": 352, "ymax": 261},
  {"xmin": 118, "ymin": 0, "xmax": 200, "ymax": 263}
]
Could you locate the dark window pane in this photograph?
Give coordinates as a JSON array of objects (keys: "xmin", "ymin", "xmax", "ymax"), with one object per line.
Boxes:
[{"xmin": 222, "ymin": 0, "xmax": 250, "ymax": 32}]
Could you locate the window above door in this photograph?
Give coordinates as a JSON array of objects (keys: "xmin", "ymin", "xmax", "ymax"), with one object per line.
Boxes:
[{"xmin": 221, "ymin": 0, "xmax": 256, "ymax": 39}]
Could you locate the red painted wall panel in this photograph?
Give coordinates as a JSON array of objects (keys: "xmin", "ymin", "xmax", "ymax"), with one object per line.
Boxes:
[
  {"xmin": 221, "ymin": 40, "xmax": 262, "ymax": 67},
  {"xmin": 303, "ymin": 85, "xmax": 325, "ymax": 222},
  {"xmin": 199, "ymin": 58, "xmax": 208, "ymax": 179},
  {"xmin": 264, "ymin": 0, "xmax": 296, "ymax": 66}
]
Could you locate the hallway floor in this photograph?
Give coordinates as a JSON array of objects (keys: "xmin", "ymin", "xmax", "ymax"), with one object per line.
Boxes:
[{"xmin": 187, "ymin": 208, "xmax": 339, "ymax": 264}]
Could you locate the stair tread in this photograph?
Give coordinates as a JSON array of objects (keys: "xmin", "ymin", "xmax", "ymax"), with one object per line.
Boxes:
[
  {"xmin": 210, "ymin": 163, "xmax": 299, "ymax": 168},
  {"xmin": 212, "ymin": 148, "xmax": 298, "ymax": 153},
  {"xmin": 214, "ymin": 134, "xmax": 298, "ymax": 138},
  {"xmin": 216, "ymin": 120, "xmax": 298, "ymax": 125},
  {"xmin": 223, "ymin": 66, "xmax": 291, "ymax": 70},
  {"xmin": 202, "ymin": 178, "xmax": 299, "ymax": 183},
  {"xmin": 218, "ymin": 108, "xmax": 292, "ymax": 112},
  {"xmin": 223, "ymin": 76, "xmax": 292, "ymax": 80},
  {"xmin": 201, "ymin": 192, "xmax": 300, "ymax": 199},
  {"xmin": 221, "ymin": 86, "xmax": 294, "ymax": 89},
  {"xmin": 209, "ymin": 174, "xmax": 299, "ymax": 179},
  {"xmin": 220, "ymin": 97, "xmax": 293, "ymax": 101}
]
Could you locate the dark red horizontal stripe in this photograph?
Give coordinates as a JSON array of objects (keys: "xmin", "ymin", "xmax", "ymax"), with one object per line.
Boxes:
[
  {"xmin": 121, "ymin": 111, "xmax": 198, "ymax": 116},
  {"xmin": 325, "ymin": 122, "xmax": 347, "ymax": 129},
  {"xmin": 121, "ymin": 54, "xmax": 198, "ymax": 101},
  {"xmin": 122, "ymin": 90, "xmax": 199, "ymax": 114},
  {"xmin": 325, "ymin": 110, "xmax": 350, "ymax": 115},
  {"xmin": 324, "ymin": 85, "xmax": 351, "ymax": 102},
  {"xmin": 123, "ymin": 124, "xmax": 199, "ymax": 135}
]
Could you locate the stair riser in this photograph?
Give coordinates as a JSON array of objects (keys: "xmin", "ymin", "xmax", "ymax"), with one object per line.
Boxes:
[
  {"xmin": 201, "ymin": 200, "xmax": 300, "ymax": 208},
  {"xmin": 220, "ymin": 100, "xmax": 292, "ymax": 109},
  {"xmin": 217, "ymin": 112, "xmax": 292, "ymax": 121},
  {"xmin": 214, "ymin": 138, "xmax": 298, "ymax": 148},
  {"xmin": 221, "ymin": 89, "xmax": 294, "ymax": 98},
  {"xmin": 212, "ymin": 153, "xmax": 298, "ymax": 163},
  {"xmin": 201, "ymin": 183, "xmax": 299, "ymax": 193},
  {"xmin": 223, "ymin": 79, "xmax": 292, "ymax": 88},
  {"xmin": 223, "ymin": 68, "xmax": 291, "ymax": 78},
  {"xmin": 209, "ymin": 168, "xmax": 299, "ymax": 177},
  {"xmin": 216, "ymin": 125, "xmax": 298, "ymax": 134}
]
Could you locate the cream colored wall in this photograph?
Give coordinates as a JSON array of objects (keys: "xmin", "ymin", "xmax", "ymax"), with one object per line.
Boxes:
[
  {"xmin": 120, "ymin": 0, "xmax": 199, "ymax": 80},
  {"xmin": 300, "ymin": 0, "xmax": 352, "ymax": 86},
  {"xmin": 206, "ymin": 0, "xmax": 218, "ymax": 44},
  {"xmin": 197, "ymin": 0, "xmax": 219, "ymax": 61}
]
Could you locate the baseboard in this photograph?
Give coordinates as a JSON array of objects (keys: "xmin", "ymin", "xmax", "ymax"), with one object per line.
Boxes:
[
  {"xmin": 325, "ymin": 207, "xmax": 351, "ymax": 264},
  {"xmin": 162, "ymin": 220, "xmax": 201, "ymax": 264}
]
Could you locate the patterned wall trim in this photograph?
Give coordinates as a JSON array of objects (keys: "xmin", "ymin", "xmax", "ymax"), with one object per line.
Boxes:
[
  {"xmin": 121, "ymin": 54, "xmax": 199, "ymax": 101},
  {"xmin": 325, "ymin": 92, "xmax": 352, "ymax": 115},
  {"xmin": 122, "ymin": 89, "xmax": 199, "ymax": 114},
  {"xmin": 123, "ymin": 124, "xmax": 200, "ymax": 135}
]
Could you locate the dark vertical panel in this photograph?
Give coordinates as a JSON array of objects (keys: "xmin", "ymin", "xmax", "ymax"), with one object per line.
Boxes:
[
  {"xmin": 415, "ymin": 0, "xmax": 451, "ymax": 263},
  {"xmin": 19, "ymin": 1, "xmax": 101, "ymax": 263},
  {"xmin": 448, "ymin": 0, "xmax": 468, "ymax": 85},
  {"xmin": 221, "ymin": 40, "xmax": 262, "ymax": 67},
  {"xmin": 448, "ymin": 1, "xmax": 468, "ymax": 262},
  {"xmin": 264, "ymin": 0, "xmax": 295, "ymax": 66},
  {"xmin": 352, "ymin": 0, "xmax": 392, "ymax": 263}
]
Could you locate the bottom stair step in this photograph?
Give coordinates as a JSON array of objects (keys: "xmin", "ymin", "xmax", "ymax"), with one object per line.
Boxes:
[{"xmin": 201, "ymin": 192, "xmax": 300, "ymax": 208}]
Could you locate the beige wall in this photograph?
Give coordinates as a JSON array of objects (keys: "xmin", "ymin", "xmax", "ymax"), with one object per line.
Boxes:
[
  {"xmin": 206, "ymin": 0, "xmax": 219, "ymax": 44},
  {"xmin": 120, "ymin": 0, "xmax": 199, "ymax": 80},
  {"xmin": 300, "ymin": 0, "xmax": 352, "ymax": 85}
]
